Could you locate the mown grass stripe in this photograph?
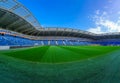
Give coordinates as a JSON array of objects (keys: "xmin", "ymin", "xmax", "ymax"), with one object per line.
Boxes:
[{"xmin": 1, "ymin": 46, "xmax": 120, "ymax": 63}]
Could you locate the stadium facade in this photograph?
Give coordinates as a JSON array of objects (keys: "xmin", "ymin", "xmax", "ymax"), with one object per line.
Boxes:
[{"xmin": 0, "ymin": 0, "xmax": 120, "ymax": 48}]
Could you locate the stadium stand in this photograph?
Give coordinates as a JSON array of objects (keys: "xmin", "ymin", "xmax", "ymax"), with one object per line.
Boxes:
[
  {"xmin": 0, "ymin": 0, "xmax": 120, "ymax": 48},
  {"xmin": 0, "ymin": 29, "xmax": 94, "ymax": 47},
  {"xmin": 0, "ymin": 29, "xmax": 120, "ymax": 47}
]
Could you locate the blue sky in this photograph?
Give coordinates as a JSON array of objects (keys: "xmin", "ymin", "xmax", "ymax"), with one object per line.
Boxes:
[{"xmin": 18, "ymin": 0, "xmax": 120, "ymax": 33}]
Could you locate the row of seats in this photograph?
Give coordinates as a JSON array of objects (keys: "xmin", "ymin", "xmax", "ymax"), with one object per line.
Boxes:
[
  {"xmin": 1, "ymin": 34, "xmax": 120, "ymax": 46},
  {"xmin": 93, "ymin": 41, "xmax": 120, "ymax": 46},
  {"xmin": 0, "ymin": 34, "xmax": 92, "ymax": 46},
  {"xmin": 93, "ymin": 39, "xmax": 120, "ymax": 46}
]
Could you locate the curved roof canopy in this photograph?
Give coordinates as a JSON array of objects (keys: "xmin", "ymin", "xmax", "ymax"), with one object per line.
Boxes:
[
  {"xmin": 0, "ymin": 0, "xmax": 120, "ymax": 40},
  {"xmin": 0, "ymin": 0, "xmax": 42, "ymax": 29}
]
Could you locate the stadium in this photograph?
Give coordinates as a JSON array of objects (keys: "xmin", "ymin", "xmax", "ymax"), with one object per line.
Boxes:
[{"xmin": 0, "ymin": 0, "xmax": 120, "ymax": 83}]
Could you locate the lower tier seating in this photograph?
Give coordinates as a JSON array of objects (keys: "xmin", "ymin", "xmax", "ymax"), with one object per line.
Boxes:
[{"xmin": 0, "ymin": 34, "xmax": 120, "ymax": 46}]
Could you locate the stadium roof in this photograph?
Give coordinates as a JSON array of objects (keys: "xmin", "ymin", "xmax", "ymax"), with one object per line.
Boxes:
[
  {"xmin": 0, "ymin": 0, "xmax": 42, "ymax": 28},
  {"xmin": 0, "ymin": 0, "xmax": 120, "ymax": 40}
]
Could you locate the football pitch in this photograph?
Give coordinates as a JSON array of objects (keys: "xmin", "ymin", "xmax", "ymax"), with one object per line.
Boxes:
[{"xmin": 0, "ymin": 46, "xmax": 120, "ymax": 83}]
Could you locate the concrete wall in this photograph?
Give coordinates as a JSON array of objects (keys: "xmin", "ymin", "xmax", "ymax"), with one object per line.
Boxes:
[{"xmin": 0, "ymin": 46, "xmax": 10, "ymax": 50}]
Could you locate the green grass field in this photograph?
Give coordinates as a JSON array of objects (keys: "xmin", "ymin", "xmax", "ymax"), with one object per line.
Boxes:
[{"xmin": 0, "ymin": 46, "xmax": 120, "ymax": 83}]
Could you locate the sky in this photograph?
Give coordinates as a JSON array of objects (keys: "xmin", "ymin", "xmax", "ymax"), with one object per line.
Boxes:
[{"xmin": 18, "ymin": 0, "xmax": 120, "ymax": 34}]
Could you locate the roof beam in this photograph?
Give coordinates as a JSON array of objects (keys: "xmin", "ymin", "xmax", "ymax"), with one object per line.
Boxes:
[
  {"xmin": 73, "ymin": 31, "xmax": 79, "ymax": 37},
  {"xmin": 20, "ymin": 27, "xmax": 33, "ymax": 33},
  {"xmin": 26, "ymin": 29, "xmax": 36, "ymax": 35},
  {"xmin": 0, "ymin": 12, "xmax": 8, "ymax": 23},
  {"xmin": 67, "ymin": 30, "xmax": 73, "ymax": 36},
  {"xmin": 55, "ymin": 29, "xmax": 58, "ymax": 36},
  {"xmin": 23, "ymin": 14, "xmax": 31, "ymax": 19},
  {"xmin": 9, "ymin": 4, "xmax": 21, "ymax": 11},
  {"xmin": 61, "ymin": 29, "xmax": 67, "ymax": 36},
  {"xmin": 6, "ymin": 19, "xmax": 22, "ymax": 29},
  {"xmin": 30, "ymin": 30, "xmax": 39, "ymax": 35},
  {"xmin": 14, "ymin": 23, "xmax": 29, "ymax": 31},
  {"xmin": 36, "ymin": 31, "xmax": 41, "ymax": 36},
  {"xmin": 30, "ymin": 20, "xmax": 37, "ymax": 24}
]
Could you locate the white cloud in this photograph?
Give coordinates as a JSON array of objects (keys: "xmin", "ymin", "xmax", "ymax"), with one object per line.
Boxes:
[
  {"xmin": 87, "ymin": 27, "xmax": 104, "ymax": 34},
  {"xmin": 118, "ymin": 11, "xmax": 120, "ymax": 14},
  {"xmin": 103, "ymin": 11, "xmax": 107, "ymax": 15},
  {"xmin": 87, "ymin": 11, "xmax": 120, "ymax": 34},
  {"xmin": 96, "ymin": 10, "xmax": 100, "ymax": 15}
]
